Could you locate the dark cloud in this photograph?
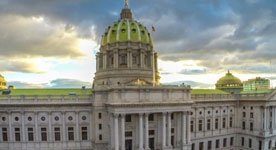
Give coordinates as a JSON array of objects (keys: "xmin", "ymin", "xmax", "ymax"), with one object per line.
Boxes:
[
  {"xmin": 0, "ymin": 0, "xmax": 276, "ymax": 74},
  {"xmin": 7, "ymin": 78, "xmax": 91, "ymax": 89}
]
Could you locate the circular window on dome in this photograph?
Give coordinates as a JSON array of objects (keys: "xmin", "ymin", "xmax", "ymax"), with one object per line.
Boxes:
[
  {"xmin": 112, "ymin": 30, "xmax": 116, "ymax": 33},
  {"xmin": 2, "ymin": 117, "xmax": 6, "ymax": 121},
  {"xmin": 68, "ymin": 116, "xmax": 73, "ymax": 121},
  {"xmin": 108, "ymin": 26, "xmax": 111, "ymax": 29},
  {"xmin": 141, "ymin": 31, "xmax": 145, "ymax": 34},
  {"xmin": 121, "ymin": 29, "xmax": 126, "ymax": 33},
  {"xmin": 28, "ymin": 117, "xmax": 32, "ymax": 121},
  {"xmin": 41, "ymin": 116, "xmax": 46, "ymax": 121},
  {"xmin": 55, "ymin": 116, "xmax": 59, "ymax": 121},
  {"xmin": 139, "ymin": 24, "xmax": 142, "ymax": 27},
  {"xmin": 131, "ymin": 23, "xmax": 134, "ymax": 26},
  {"xmin": 15, "ymin": 117, "xmax": 19, "ymax": 121},
  {"xmin": 105, "ymin": 32, "xmax": 108, "ymax": 36},
  {"xmin": 122, "ymin": 23, "xmax": 126, "ymax": 26},
  {"xmin": 82, "ymin": 116, "xmax": 87, "ymax": 121},
  {"xmin": 114, "ymin": 23, "xmax": 117, "ymax": 26},
  {"xmin": 132, "ymin": 29, "xmax": 136, "ymax": 33}
]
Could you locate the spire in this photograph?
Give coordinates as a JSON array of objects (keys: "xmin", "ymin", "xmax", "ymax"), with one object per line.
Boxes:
[{"xmin": 120, "ymin": 0, "xmax": 132, "ymax": 20}]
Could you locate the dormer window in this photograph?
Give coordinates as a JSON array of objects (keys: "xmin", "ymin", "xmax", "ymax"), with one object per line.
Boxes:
[
  {"xmin": 112, "ymin": 30, "xmax": 116, "ymax": 33},
  {"xmin": 141, "ymin": 31, "xmax": 145, "ymax": 34},
  {"xmin": 121, "ymin": 29, "xmax": 126, "ymax": 33},
  {"xmin": 122, "ymin": 23, "xmax": 126, "ymax": 26},
  {"xmin": 132, "ymin": 29, "xmax": 136, "ymax": 33}
]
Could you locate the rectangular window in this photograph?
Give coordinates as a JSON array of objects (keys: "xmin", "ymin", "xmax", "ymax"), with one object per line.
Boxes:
[
  {"xmin": 198, "ymin": 120, "xmax": 203, "ymax": 131},
  {"xmin": 15, "ymin": 128, "xmax": 20, "ymax": 142},
  {"xmin": 207, "ymin": 119, "xmax": 211, "ymax": 130},
  {"xmin": 126, "ymin": 115, "xmax": 131, "ymax": 122},
  {"xmin": 81, "ymin": 127, "xmax": 88, "ymax": 140},
  {"xmin": 99, "ymin": 124, "xmax": 102, "ymax": 130},
  {"xmin": 230, "ymin": 137, "xmax": 234, "ymax": 146},
  {"xmin": 98, "ymin": 113, "xmax": 102, "ymax": 119},
  {"xmin": 215, "ymin": 118, "xmax": 219, "ymax": 129},
  {"xmin": 54, "ymin": 127, "xmax": 61, "ymax": 141},
  {"xmin": 148, "ymin": 114, "xmax": 154, "ymax": 121},
  {"xmin": 121, "ymin": 55, "xmax": 126, "ymax": 65},
  {"xmin": 259, "ymin": 141, "xmax": 262, "ymax": 150},
  {"xmin": 125, "ymin": 131, "xmax": 132, "ymax": 137},
  {"xmin": 27, "ymin": 128, "xmax": 34, "ymax": 141},
  {"xmin": 250, "ymin": 122, "xmax": 253, "ymax": 131},
  {"xmin": 192, "ymin": 143, "xmax": 195, "ymax": 150},
  {"xmin": 250, "ymin": 112, "xmax": 254, "ymax": 118},
  {"xmin": 229, "ymin": 117, "xmax": 233, "ymax": 127},
  {"xmin": 241, "ymin": 137, "xmax": 244, "ymax": 146},
  {"xmin": 2, "ymin": 128, "xmax": 8, "ymax": 141},
  {"xmin": 99, "ymin": 134, "xmax": 102, "ymax": 141},
  {"xmin": 208, "ymin": 141, "xmax": 212, "ymax": 150},
  {"xmin": 243, "ymin": 112, "xmax": 246, "ymax": 117},
  {"xmin": 222, "ymin": 118, "xmax": 226, "ymax": 128},
  {"xmin": 216, "ymin": 139, "xmax": 220, "ymax": 148},
  {"xmin": 68, "ymin": 127, "xmax": 74, "ymax": 141},
  {"xmin": 223, "ymin": 138, "xmax": 227, "ymax": 147},
  {"xmin": 190, "ymin": 121, "xmax": 194, "ymax": 132},
  {"xmin": 41, "ymin": 128, "xmax": 47, "ymax": 141},
  {"xmin": 249, "ymin": 138, "xmax": 252, "ymax": 148},
  {"xmin": 133, "ymin": 56, "xmax": 136, "ymax": 64},
  {"xmin": 149, "ymin": 130, "xmax": 155, "ymax": 135},
  {"xmin": 171, "ymin": 113, "xmax": 174, "ymax": 120},
  {"xmin": 199, "ymin": 142, "xmax": 204, "ymax": 150},
  {"xmin": 242, "ymin": 121, "xmax": 246, "ymax": 130}
]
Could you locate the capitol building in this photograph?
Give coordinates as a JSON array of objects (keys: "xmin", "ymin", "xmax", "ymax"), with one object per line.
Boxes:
[{"xmin": 0, "ymin": 1, "xmax": 276, "ymax": 150}]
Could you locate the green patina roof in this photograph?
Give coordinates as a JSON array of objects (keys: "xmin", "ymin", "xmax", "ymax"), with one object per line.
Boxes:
[
  {"xmin": 216, "ymin": 71, "xmax": 242, "ymax": 86},
  {"xmin": 191, "ymin": 89, "xmax": 229, "ymax": 94},
  {"xmin": 101, "ymin": 19, "xmax": 153, "ymax": 46},
  {"xmin": 0, "ymin": 89, "xmax": 92, "ymax": 96}
]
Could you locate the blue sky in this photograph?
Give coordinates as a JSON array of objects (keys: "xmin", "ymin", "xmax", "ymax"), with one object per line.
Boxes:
[{"xmin": 1, "ymin": 0, "xmax": 276, "ymax": 88}]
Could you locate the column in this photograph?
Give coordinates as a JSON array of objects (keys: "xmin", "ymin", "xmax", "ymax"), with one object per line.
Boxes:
[
  {"xmin": 35, "ymin": 112, "xmax": 39, "ymax": 142},
  {"xmin": 186, "ymin": 112, "xmax": 191, "ymax": 144},
  {"xmin": 121, "ymin": 114, "xmax": 125, "ymax": 150},
  {"xmin": 103, "ymin": 52, "xmax": 107, "ymax": 70},
  {"xmin": 167, "ymin": 112, "xmax": 172, "ymax": 147},
  {"xmin": 8, "ymin": 112, "xmax": 12, "ymax": 142},
  {"xmin": 96, "ymin": 55, "xmax": 99, "ymax": 71},
  {"xmin": 140, "ymin": 50, "xmax": 144, "ymax": 69},
  {"xmin": 162, "ymin": 112, "xmax": 167, "ymax": 148},
  {"xmin": 181, "ymin": 112, "xmax": 186, "ymax": 147},
  {"xmin": 144, "ymin": 113, "xmax": 149, "ymax": 150},
  {"xmin": 48, "ymin": 112, "xmax": 52, "ymax": 142},
  {"xmin": 127, "ymin": 50, "xmax": 132, "ymax": 68},
  {"xmin": 139, "ymin": 113, "xmax": 144, "ymax": 150},
  {"xmin": 114, "ymin": 114, "xmax": 119, "ymax": 150},
  {"xmin": 114, "ymin": 49, "xmax": 118, "ymax": 68},
  {"xmin": 76, "ymin": 112, "xmax": 79, "ymax": 141},
  {"xmin": 62, "ymin": 112, "xmax": 66, "ymax": 141},
  {"xmin": 21, "ymin": 112, "xmax": 26, "ymax": 142}
]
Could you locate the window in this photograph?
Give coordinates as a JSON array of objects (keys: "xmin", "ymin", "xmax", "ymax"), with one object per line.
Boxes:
[
  {"xmin": 242, "ymin": 121, "xmax": 246, "ymax": 130},
  {"xmin": 223, "ymin": 138, "xmax": 227, "ymax": 147},
  {"xmin": 81, "ymin": 127, "xmax": 88, "ymax": 140},
  {"xmin": 133, "ymin": 56, "xmax": 136, "ymax": 64},
  {"xmin": 148, "ymin": 114, "xmax": 154, "ymax": 121},
  {"xmin": 250, "ymin": 122, "xmax": 253, "ymax": 131},
  {"xmin": 259, "ymin": 141, "xmax": 262, "ymax": 150},
  {"xmin": 54, "ymin": 127, "xmax": 61, "ymax": 141},
  {"xmin": 215, "ymin": 118, "xmax": 219, "ymax": 129},
  {"xmin": 28, "ymin": 128, "xmax": 34, "ymax": 141},
  {"xmin": 125, "ymin": 131, "xmax": 132, "ymax": 137},
  {"xmin": 249, "ymin": 138, "xmax": 252, "ymax": 148},
  {"xmin": 15, "ymin": 128, "xmax": 20, "ymax": 141},
  {"xmin": 208, "ymin": 141, "xmax": 212, "ymax": 150},
  {"xmin": 190, "ymin": 121, "xmax": 194, "ymax": 132},
  {"xmin": 269, "ymin": 140, "xmax": 272, "ymax": 149},
  {"xmin": 251, "ymin": 106, "xmax": 253, "ymax": 110},
  {"xmin": 149, "ymin": 130, "xmax": 155, "ymax": 135},
  {"xmin": 126, "ymin": 115, "xmax": 131, "ymax": 122},
  {"xmin": 222, "ymin": 118, "xmax": 226, "ymax": 128},
  {"xmin": 68, "ymin": 127, "xmax": 74, "ymax": 141},
  {"xmin": 216, "ymin": 139, "xmax": 220, "ymax": 148},
  {"xmin": 192, "ymin": 143, "xmax": 195, "ymax": 150},
  {"xmin": 2, "ymin": 128, "xmax": 8, "ymax": 141},
  {"xmin": 99, "ymin": 134, "xmax": 102, "ymax": 140},
  {"xmin": 171, "ymin": 113, "xmax": 174, "ymax": 120},
  {"xmin": 121, "ymin": 55, "xmax": 127, "ymax": 65},
  {"xmin": 171, "ymin": 128, "xmax": 174, "ymax": 134},
  {"xmin": 230, "ymin": 137, "xmax": 234, "ymax": 146},
  {"xmin": 99, "ymin": 124, "xmax": 102, "ymax": 130},
  {"xmin": 207, "ymin": 119, "xmax": 211, "ymax": 130},
  {"xmin": 241, "ymin": 137, "xmax": 244, "ymax": 146},
  {"xmin": 229, "ymin": 117, "xmax": 233, "ymax": 127},
  {"xmin": 243, "ymin": 112, "xmax": 246, "ymax": 117},
  {"xmin": 199, "ymin": 142, "xmax": 204, "ymax": 150},
  {"xmin": 250, "ymin": 112, "xmax": 254, "ymax": 118},
  {"xmin": 41, "ymin": 128, "xmax": 47, "ymax": 141},
  {"xmin": 98, "ymin": 113, "xmax": 102, "ymax": 119},
  {"xmin": 198, "ymin": 120, "xmax": 203, "ymax": 131}
]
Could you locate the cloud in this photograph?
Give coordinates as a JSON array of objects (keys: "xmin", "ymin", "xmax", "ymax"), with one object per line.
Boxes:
[
  {"xmin": 7, "ymin": 78, "xmax": 92, "ymax": 89},
  {"xmin": 163, "ymin": 80, "xmax": 214, "ymax": 89}
]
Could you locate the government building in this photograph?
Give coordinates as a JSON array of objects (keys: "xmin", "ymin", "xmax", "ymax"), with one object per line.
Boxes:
[{"xmin": 0, "ymin": 1, "xmax": 276, "ymax": 150}]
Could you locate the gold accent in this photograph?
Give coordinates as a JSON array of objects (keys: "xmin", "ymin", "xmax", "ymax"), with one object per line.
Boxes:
[{"xmin": 125, "ymin": 0, "xmax": 128, "ymax": 7}]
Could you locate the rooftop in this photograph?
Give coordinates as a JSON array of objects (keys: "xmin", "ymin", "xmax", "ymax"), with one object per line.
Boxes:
[{"xmin": 191, "ymin": 89, "xmax": 229, "ymax": 95}]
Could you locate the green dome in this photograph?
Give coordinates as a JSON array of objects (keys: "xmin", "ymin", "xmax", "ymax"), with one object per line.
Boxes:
[
  {"xmin": 101, "ymin": 19, "xmax": 153, "ymax": 46},
  {"xmin": 216, "ymin": 71, "xmax": 242, "ymax": 86}
]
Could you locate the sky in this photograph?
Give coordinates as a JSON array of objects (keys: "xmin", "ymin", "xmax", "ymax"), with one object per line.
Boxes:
[{"xmin": 1, "ymin": 0, "xmax": 276, "ymax": 89}]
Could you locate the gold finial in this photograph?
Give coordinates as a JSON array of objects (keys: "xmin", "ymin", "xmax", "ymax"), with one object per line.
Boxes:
[{"xmin": 125, "ymin": 0, "xmax": 128, "ymax": 7}]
